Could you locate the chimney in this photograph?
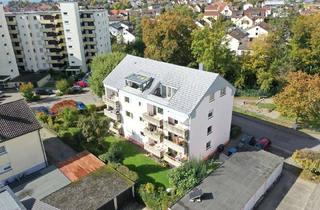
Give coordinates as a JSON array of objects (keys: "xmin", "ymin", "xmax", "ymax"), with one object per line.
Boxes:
[{"xmin": 199, "ymin": 63, "xmax": 204, "ymax": 71}]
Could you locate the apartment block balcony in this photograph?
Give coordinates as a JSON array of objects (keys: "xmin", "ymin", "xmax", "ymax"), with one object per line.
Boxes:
[
  {"xmin": 48, "ymin": 51, "xmax": 65, "ymax": 56},
  {"xmin": 163, "ymin": 138, "xmax": 187, "ymax": 154},
  {"xmin": 163, "ymin": 121, "xmax": 189, "ymax": 139},
  {"xmin": 54, "ymin": 19, "xmax": 62, "ymax": 24},
  {"xmin": 11, "ymin": 38, "xmax": 20, "ymax": 42},
  {"xmin": 81, "ymin": 25, "xmax": 95, "ymax": 30},
  {"xmin": 44, "ymin": 44, "xmax": 57, "ymax": 49},
  {"xmin": 109, "ymin": 123, "xmax": 123, "ymax": 135},
  {"xmin": 7, "ymin": 19, "xmax": 17, "ymax": 25},
  {"xmin": 83, "ymin": 33, "xmax": 96, "ymax": 38},
  {"xmin": 9, "ymin": 29, "xmax": 18, "ymax": 34},
  {"xmin": 15, "ymin": 54, "xmax": 24, "ymax": 59},
  {"xmin": 144, "ymin": 143, "xmax": 164, "ymax": 158},
  {"xmin": 44, "ymin": 36, "xmax": 55, "ymax": 41},
  {"xmin": 55, "ymin": 27, "xmax": 64, "ymax": 33},
  {"xmin": 41, "ymin": 28, "xmax": 54, "ymax": 33},
  {"xmin": 104, "ymin": 109, "xmax": 121, "ymax": 121},
  {"xmin": 85, "ymin": 48, "xmax": 97, "ymax": 53},
  {"xmin": 41, "ymin": 19, "xmax": 54, "ymax": 24},
  {"xmin": 84, "ymin": 41, "xmax": 96, "ymax": 45},
  {"xmin": 142, "ymin": 113, "xmax": 162, "ymax": 127},
  {"xmin": 143, "ymin": 128, "xmax": 162, "ymax": 142},
  {"xmin": 48, "ymin": 59, "xmax": 66, "ymax": 64},
  {"xmin": 81, "ymin": 17, "xmax": 95, "ymax": 22},
  {"xmin": 103, "ymin": 95, "xmax": 120, "ymax": 110},
  {"xmin": 13, "ymin": 45, "xmax": 22, "ymax": 50},
  {"xmin": 163, "ymin": 153, "xmax": 185, "ymax": 167}
]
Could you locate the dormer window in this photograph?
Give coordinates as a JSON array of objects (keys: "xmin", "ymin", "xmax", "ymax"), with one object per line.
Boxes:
[
  {"xmin": 125, "ymin": 73, "xmax": 153, "ymax": 92},
  {"xmin": 153, "ymin": 83, "xmax": 177, "ymax": 99}
]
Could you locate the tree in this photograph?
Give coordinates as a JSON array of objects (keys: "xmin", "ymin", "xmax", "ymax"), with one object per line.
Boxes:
[
  {"xmin": 19, "ymin": 82, "xmax": 39, "ymax": 102},
  {"xmin": 89, "ymin": 52, "xmax": 125, "ymax": 97},
  {"xmin": 101, "ymin": 142, "xmax": 123, "ymax": 163},
  {"xmin": 141, "ymin": 10, "xmax": 196, "ymax": 66},
  {"xmin": 191, "ymin": 18, "xmax": 238, "ymax": 80},
  {"xmin": 55, "ymin": 79, "xmax": 70, "ymax": 94},
  {"xmin": 290, "ymin": 13, "xmax": 320, "ymax": 74},
  {"xmin": 292, "ymin": 150, "xmax": 320, "ymax": 175},
  {"xmin": 77, "ymin": 113, "xmax": 110, "ymax": 143},
  {"xmin": 57, "ymin": 108, "xmax": 79, "ymax": 129},
  {"xmin": 273, "ymin": 71, "xmax": 320, "ymax": 128}
]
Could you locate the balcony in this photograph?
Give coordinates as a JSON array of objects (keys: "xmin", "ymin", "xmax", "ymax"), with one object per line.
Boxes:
[
  {"xmin": 109, "ymin": 124, "xmax": 122, "ymax": 135},
  {"xmin": 103, "ymin": 95, "xmax": 120, "ymax": 110},
  {"xmin": 144, "ymin": 143, "xmax": 164, "ymax": 158},
  {"xmin": 104, "ymin": 109, "xmax": 120, "ymax": 121},
  {"xmin": 81, "ymin": 17, "xmax": 94, "ymax": 22},
  {"xmin": 13, "ymin": 45, "xmax": 22, "ymax": 50},
  {"xmin": 142, "ymin": 113, "xmax": 162, "ymax": 127},
  {"xmin": 84, "ymin": 41, "xmax": 96, "ymax": 45},
  {"xmin": 163, "ymin": 138, "xmax": 186, "ymax": 154},
  {"xmin": 81, "ymin": 25, "xmax": 95, "ymax": 30},
  {"xmin": 7, "ymin": 19, "xmax": 17, "ymax": 25},
  {"xmin": 41, "ymin": 19, "xmax": 54, "ymax": 24},
  {"xmin": 11, "ymin": 38, "xmax": 20, "ymax": 42},
  {"xmin": 44, "ymin": 36, "xmax": 55, "ymax": 41},
  {"xmin": 15, "ymin": 54, "xmax": 24, "ymax": 59},
  {"xmin": 163, "ymin": 121, "xmax": 189, "ymax": 139},
  {"xmin": 45, "ymin": 44, "xmax": 57, "ymax": 49},
  {"xmin": 163, "ymin": 153, "xmax": 185, "ymax": 167},
  {"xmin": 143, "ymin": 128, "xmax": 162, "ymax": 142},
  {"xmin": 41, "ymin": 28, "xmax": 54, "ymax": 33},
  {"xmin": 85, "ymin": 48, "xmax": 96, "ymax": 53},
  {"xmin": 9, "ymin": 29, "xmax": 18, "ymax": 34},
  {"xmin": 83, "ymin": 33, "xmax": 96, "ymax": 38}
]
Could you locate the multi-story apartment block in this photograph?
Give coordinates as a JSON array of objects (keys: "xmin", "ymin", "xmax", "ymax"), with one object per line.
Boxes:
[
  {"xmin": 0, "ymin": 2, "xmax": 111, "ymax": 80},
  {"xmin": 0, "ymin": 5, "xmax": 19, "ymax": 83},
  {"xmin": 103, "ymin": 55, "xmax": 235, "ymax": 167}
]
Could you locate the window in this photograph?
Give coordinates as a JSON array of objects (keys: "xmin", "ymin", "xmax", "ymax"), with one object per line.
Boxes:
[
  {"xmin": 206, "ymin": 141, "xmax": 211, "ymax": 150},
  {"xmin": 126, "ymin": 111, "xmax": 133, "ymax": 118},
  {"xmin": 207, "ymin": 126, "xmax": 212, "ymax": 135},
  {"xmin": 140, "ymin": 131, "xmax": 145, "ymax": 136},
  {"xmin": 63, "ymin": 12, "xmax": 68, "ymax": 15},
  {"xmin": 0, "ymin": 163, "xmax": 12, "ymax": 174},
  {"xmin": 0, "ymin": 146, "xmax": 6, "ymax": 156},
  {"xmin": 124, "ymin": 96, "xmax": 130, "ymax": 103},
  {"xmin": 66, "ymin": 29, "xmax": 70, "ymax": 32},
  {"xmin": 209, "ymin": 93, "xmax": 215, "ymax": 102},
  {"xmin": 139, "ymin": 117, "xmax": 143, "ymax": 122},
  {"xmin": 157, "ymin": 107, "xmax": 163, "ymax": 115},
  {"xmin": 208, "ymin": 109, "xmax": 213, "ymax": 119},
  {"xmin": 138, "ymin": 102, "xmax": 141, "ymax": 106},
  {"xmin": 64, "ymin": 21, "xmax": 69, "ymax": 24},
  {"xmin": 220, "ymin": 87, "xmax": 226, "ymax": 97},
  {"xmin": 68, "ymin": 46, "xmax": 72, "ymax": 48}
]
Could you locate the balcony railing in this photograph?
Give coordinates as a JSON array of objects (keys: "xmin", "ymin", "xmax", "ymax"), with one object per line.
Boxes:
[
  {"xmin": 163, "ymin": 138, "xmax": 186, "ymax": 154},
  {"xmin": 142, "ymin": 113, "xmax": 162, "ymax": 127},
  {"xmin": 109, "ymin": 124, "xmax": 122, "ymax": 135},
  {"xmin": 103, "ymin": 95, "xmax": 120, "ymax": 110},
  {"xmin": 163, "ymin": 121, "xmax": 189, "ymax": 139},
  {"xmin": 143, "ymin": 128, "xmax": 162, "ymax": 142},
  {"xmin": 163, "ymin": 153, "xmax": 183, "ymax": 167},
  {"xmin": 81, "ymin": 17, "xmax": 95, "ymax": 22},
  {"xmin": 83, "ymin": 33, "xmax": 96, "ymax": 38},
  {"xmin": 81, "ymin": 25, "xmax": 95, "ymax": 30},
  {"xmin": 144, "ymin": 144, "xmax": 164, "ymax": 158},
  {"xmin": 104, "ymin": 109, "xmax": 120, "ymax": 121}
]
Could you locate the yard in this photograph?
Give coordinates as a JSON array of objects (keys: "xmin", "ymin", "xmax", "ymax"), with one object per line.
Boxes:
[{"xmin": 105, "ymin": 136, "xmax": 171, "ymax": 188}]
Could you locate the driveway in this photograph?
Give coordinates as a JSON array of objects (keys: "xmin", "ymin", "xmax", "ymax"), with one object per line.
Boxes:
[
  {"xmin": 232, "ymin": 112, "xmax": 320, "ymax": 158},
  {"xmin": 40, "ymin": 128, "xmax": 77, "ymax": 165}
]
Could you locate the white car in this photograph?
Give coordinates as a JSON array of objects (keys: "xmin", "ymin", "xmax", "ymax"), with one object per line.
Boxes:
[{"xmin": 0, "ymin": 91, "xmax": 4, "ymax": 98}]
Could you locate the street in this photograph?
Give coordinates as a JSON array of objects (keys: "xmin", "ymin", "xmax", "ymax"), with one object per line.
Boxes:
[{"xmin": 232, "ymin": 112, "xmax": 320, "ymax": 158}]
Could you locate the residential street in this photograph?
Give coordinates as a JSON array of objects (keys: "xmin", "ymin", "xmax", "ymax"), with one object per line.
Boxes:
[{"xmin": 232, "ymin": 112, "xmax": 320, "ymax": 158}]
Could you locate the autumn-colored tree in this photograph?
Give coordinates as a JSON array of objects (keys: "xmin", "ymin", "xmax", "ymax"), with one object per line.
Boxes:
[
  {"xmin": 273, "ymin": 71, "xmax": 320, "ymax": 128},
  {"xmin": 141, "ymin": 10, "xmax": 196, "ymax": 66},
  {"xmin": 19, "ymin": 82, "xmax": 37, "ymax": 101},
  {"xmin": 290, "ymin": 13, "xmax": 320, "ymax": 74}
]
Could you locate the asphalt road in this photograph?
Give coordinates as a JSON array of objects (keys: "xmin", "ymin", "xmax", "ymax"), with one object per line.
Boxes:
[{"xmin": 232, "ymin": 112, "xmax": 320, "ymax": 158}]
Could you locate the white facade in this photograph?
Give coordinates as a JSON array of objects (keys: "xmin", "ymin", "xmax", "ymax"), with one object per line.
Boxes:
[
  {"xmin": 93, "ymin": 11, "xmax": 112, "ymax": 53},
  {"xmin": 61, "ymin": 2, "xmax": 87, "ymax": 72},
  {"xmin": 225, "ymin": 34, "xmax": 241, "ymax": 53},
  {"xmin": 246, "ymin": 25, "xmax": 269, "ymax": 38},
  {"xmin": 15, "ymin": 13, "xmax": 49, "ymax": 72},
  {"xmin": 103, "ymin": 55, "xmax": 235, "ymax": 166},
  {"xmin": 0, "ymin": 4, "xmax": 19, "ymax": 79}
]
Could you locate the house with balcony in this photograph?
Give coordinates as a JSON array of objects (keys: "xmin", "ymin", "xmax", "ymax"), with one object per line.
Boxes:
[{"xmin": 103, "ymin": 55, "xmax": 235, "ymax": 167}]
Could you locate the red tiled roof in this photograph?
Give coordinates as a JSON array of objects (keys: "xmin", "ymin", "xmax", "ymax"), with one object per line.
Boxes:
[
  {"xmin": 204, "ymin": 11, "xmax": 220, "ymax": 17},
  {"xmin": 57, "ymin": 151, "xmax": 105, "ymax": 182}
]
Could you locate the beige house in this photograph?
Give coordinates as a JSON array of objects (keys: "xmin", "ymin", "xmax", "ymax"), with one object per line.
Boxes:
[{"xmin": 0, "ymin": 99, "xmax": 47, "ymax": 184}]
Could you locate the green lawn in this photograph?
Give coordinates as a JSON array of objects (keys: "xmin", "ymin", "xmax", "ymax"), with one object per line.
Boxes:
[{"xmin": 105, "ymin": 136, "xmax": 171, "ymax": 188}]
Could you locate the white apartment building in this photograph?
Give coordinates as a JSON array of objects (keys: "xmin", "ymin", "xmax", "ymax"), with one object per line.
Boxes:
[
  {"xmin": 1, "ymin": 2, "xmax": 111, "ymax": 76},
  {"xmin": 103, "ymin": 55, "xmax": 235, "ymax": 167},
  {"xmin": 0, "ymin": 4, "xmax": 19, "ymax": 83}
]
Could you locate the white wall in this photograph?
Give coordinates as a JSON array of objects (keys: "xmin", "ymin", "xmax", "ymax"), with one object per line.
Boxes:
[
  {"xmin": 246, "ymin": 26, "xmax": 268, "ymax": 38},
  {"xmin": 0, "ymin": 4, "xmax": 19, "ymax": 79},
  {"xmin": 0, "ymin": 130, "xmax": 46, "ymax": 184},
  {"xmin": 225, "ymin": 35, "xmax": 240, "ymax": 52},
  {"xmin": 189, "ymin": 78, "xmax": 234, "ymax": 159},
  {"xmin": 61, "ymin": 2, "xmax": 87, "ymax": 72},
  {"xmin": 93, "ymin": 11, "xmax": 112, "ymax": 54},
  {"xmin": 16, "ymin": 14, "xmax": 49, "ymax": 72}
]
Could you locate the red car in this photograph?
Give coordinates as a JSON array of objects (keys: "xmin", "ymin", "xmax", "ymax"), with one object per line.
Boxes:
[
  {"xmin": 255, "ymin": 137, "xmax": 272, "ymax": 150},
  {"xmin": 75, "ymin": 80, "xmax": 88, "ymax": 88}
]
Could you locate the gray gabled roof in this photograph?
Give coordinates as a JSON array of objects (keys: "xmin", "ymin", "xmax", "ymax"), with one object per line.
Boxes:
[
  {"xmin": 103, "ymin": 55, "xmax": 234, "ymax": 115},
  {"xmin": 0, "ymin": 99, "xmax": 42, "ymax": 142}
]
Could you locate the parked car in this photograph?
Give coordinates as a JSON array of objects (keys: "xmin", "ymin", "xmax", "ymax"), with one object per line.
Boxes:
[
  {"xmin": 76, "ymin": 101, "xmax": 86, "ymax": 111},
  {"xmin": 238, "ymin": 134, "xmax": 256, "ymax": 148},
  {"xmin": 255, "ymin": 137, "xmax": 272, "ymax": 150},
  {"xmin": 74, "ymin": 80, "xmax": 88, "ymax": 88},
  {"xmin": 0, "ymin": 90, "xmax": 4, "ymax": 98},
  {"xmin": 35, "ymin": 88, "xmax": 54, "ymax": 95},
  {"xmin": 68, "ymin": 85, "xmax": 83, "ymax": 94},
  {"xmin": 227, "ymin": 147, "xmax": 238, "ymax": 156}
]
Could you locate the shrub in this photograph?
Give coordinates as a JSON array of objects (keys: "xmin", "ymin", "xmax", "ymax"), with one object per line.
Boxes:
[
  {"xmin": 55, "ymin": 79, "xmax": 70, "ymax": 94},
  {"xmin": 292, "ymin": 150, "xmax": 320, "ymax": 175},
  {"xmin": 19, "ymin": 82, "xmax": 39, "ymax": 102},
  {"xmin": 36, "ymin": 112, "xmax": 50, "ymax": 124},
  {"xmin": 169, "ymin": 159, "xmax": 207, "ymax": 195},
  {"xmin": 230, "ymin": 125, "xmax": 242, "ymax": 139},
  {"xmin": 86, "ymin": 104, "xmax": 97, "ymax": 113},
  {"xmin": 107, "ymin": 162, "xmax": 139, "ymax": 182},
  {"xmin": 104, "ymin": 142, "xmax": 123, "ymax": 163},
  {"xmin": 139, "ymin": 183, "xmax": 171, "ymax": 210}
]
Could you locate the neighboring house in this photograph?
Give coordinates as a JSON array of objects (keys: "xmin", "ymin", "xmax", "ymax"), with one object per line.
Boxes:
[
  {"xmin": 246, "ymin": 22, "xmax": 271, "ymax": 38},
  {"xmin": 0, "ymin": 99, "xmax": 47, "ymax": 184},
  {"xmin": 171, "ymin": 150, "xmax": 284, "ymax": 210},
  {"xmin": 243, "ymin": 3, "xmax": 253, "ymax": 10},
  {"xmin": 225, "ymin": 28, "xmax": 249, "ymax": 55},
  {"xmin": 204, "ymin": 1, "xmax": 233, "ymax": 19},
  {"xmin": 103, "ymin": 55, "xmax": 235, "ymax": 167},
  {"xmin": 109, "ymin": 22, "xmax": 136, "ymax": 44}
]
